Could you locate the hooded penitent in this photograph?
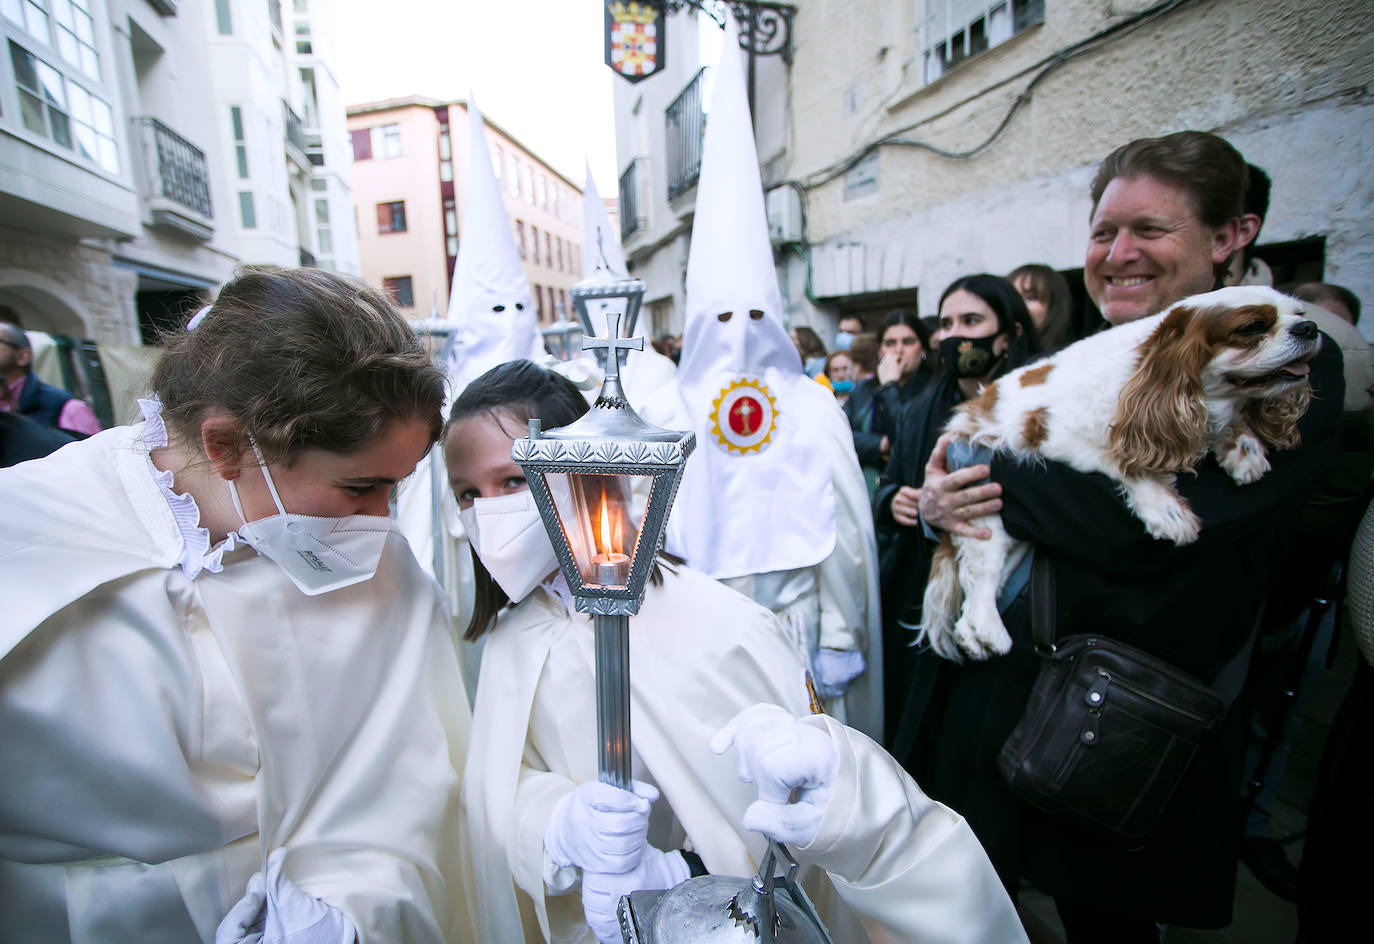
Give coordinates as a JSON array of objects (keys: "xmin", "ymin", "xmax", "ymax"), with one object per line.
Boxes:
[
  {"xmin": 664, "ymin": 12, "xmax": 836, "ymax": 579},
  {"xmin": 581, "ymin": 161, "xmax": 678, "ymax": 404},
  {"xmin": 444, "ymin": 94, "xmax": 545, "ymax": 393}
]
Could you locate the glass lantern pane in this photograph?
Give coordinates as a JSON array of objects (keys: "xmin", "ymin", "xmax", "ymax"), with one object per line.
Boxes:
[
  {"xmin": 544, "ymin": 471, "xmax": 653, "ymax": 589},
  {"xmin": 579, "ymin": 293, "xmax": 630, "ymax": 338}
]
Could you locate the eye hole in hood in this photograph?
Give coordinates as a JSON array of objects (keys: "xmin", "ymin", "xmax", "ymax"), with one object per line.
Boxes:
[
  {"xmin": 748, "ymin": 309, "xmax": 765, "ymax": 321},
  {"xmin": 717, "ymin": 311, "xmax": 733, "ymax": 323}
]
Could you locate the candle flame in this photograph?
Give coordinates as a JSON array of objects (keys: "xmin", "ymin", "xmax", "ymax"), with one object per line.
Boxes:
[{"xmin": 599, "ymin": 489, "xmax": 612, "ymax": 555}]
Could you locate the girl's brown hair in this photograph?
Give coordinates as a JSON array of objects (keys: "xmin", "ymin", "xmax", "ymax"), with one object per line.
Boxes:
[{"xmin": 153, "ymin": 266, "xmax": 444, "ymax": 463}]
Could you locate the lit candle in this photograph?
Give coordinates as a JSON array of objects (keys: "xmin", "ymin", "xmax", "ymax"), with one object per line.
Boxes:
[{"xmin": 591, "ymin": 490, "xmax": 629, "ymax": 586}]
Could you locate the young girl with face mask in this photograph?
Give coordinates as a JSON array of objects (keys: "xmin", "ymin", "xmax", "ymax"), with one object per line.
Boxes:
[
  {"xmin": 450, "ymin": 359, "xmax": 1034, "ymax": 944},
  {"xmin": 0, "ymin": 266, "xmax": 471, "ymax": 943},
  {"xmin": 446, "ymin": 360, "xmax": 843, "ymax": 944}
]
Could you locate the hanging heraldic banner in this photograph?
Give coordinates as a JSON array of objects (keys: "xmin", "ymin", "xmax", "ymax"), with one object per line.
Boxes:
[{"xmin": 605, "ymin": 1, "xmax": 666, "ymax": 83}]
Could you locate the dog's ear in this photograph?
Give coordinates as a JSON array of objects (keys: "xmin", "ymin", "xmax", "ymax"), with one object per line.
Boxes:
[
  {"xmin": 1108, "ymin": 305, "xmax": 1210, "ymax": 477},
  {"xmin": 1245, "ymin": 386, "xmax": 1309, "ymax": 451}
]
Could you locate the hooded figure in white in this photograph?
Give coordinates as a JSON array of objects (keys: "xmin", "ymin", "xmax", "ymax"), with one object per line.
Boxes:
[
  {"xmin": 638, "ymin": 14, "xmax": 882, "ymax": 740},
  {"xmin": 444, "ymin": 94, "xmax": 546, "ymax": 393},
  {"xmin": 396, "ymin": 95, "xmax": 546, "ymax": 695},
  {"xmin": 579, "ymin": 163, "xmax": 678, "ymax": 405}
]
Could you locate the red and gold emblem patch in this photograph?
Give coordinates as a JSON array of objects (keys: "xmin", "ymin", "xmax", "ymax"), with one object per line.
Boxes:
[{"xmin": 709, "ymin": 379, "xmax": 778, "ymax": 455}]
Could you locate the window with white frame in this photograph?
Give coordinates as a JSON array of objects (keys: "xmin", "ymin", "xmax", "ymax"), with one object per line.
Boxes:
[
  {"xmin": 8, "ymin": 38, "xmax": 117, "ymax": 172},
  {"xmin": 230, "ymin": 105, "xmax": 249, "ymax": 178},
  {"xmin": 4, "ymin": 0, "xmax": 101, "ymax": 81},
  {"xmin": 369, "ymin": 122, "xmax": 400, "ymax": 159},
  {"xmin": 917, "ymin": 0, "xmax": 1043, "ymax": 85}
]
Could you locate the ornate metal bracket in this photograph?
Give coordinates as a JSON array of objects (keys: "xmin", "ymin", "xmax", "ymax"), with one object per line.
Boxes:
[{"xmin": 663, "ymin": 1, "xmax": 796, "ymax": 62}]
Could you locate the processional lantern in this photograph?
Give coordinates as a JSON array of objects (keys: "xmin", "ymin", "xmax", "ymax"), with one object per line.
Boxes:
[
  {"xmin": 513, "ymin": 269, "xmax": 693, "ymax": 789},
  {"xmin": 514, "ymin": 269, "xmax": 831, "ymax": 943},
  {"xmin": 541, "ymin": 310, "xmax": 585, "ymax": 362}
]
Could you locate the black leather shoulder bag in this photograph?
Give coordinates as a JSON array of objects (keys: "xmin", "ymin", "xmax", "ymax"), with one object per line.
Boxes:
[{"xmin": 996, "ymin": 553, "xmax": 1242, "ymax": 840}]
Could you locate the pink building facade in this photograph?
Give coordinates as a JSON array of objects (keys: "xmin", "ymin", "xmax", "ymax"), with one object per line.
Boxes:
[{"xmin": 347, "ymin": 96, "xmax": 584, "ymax": 324}]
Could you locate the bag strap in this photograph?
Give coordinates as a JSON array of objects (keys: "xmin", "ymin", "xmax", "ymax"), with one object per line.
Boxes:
[
  {"xmin": 1029, "ymin": 546, "xmax": 1254, "ymax": 708},
  {"xmin": 1030, "ymin": 550, "xmax": 1057, "ymax": 654}
]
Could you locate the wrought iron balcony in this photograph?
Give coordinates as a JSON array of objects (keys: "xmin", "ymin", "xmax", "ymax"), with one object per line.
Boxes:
[
  {"xmin": 666, "ymin": 68, "xmax": 706, "ymax": 201},
  {"xmin": 619, "ymin": 158, "xmax": 647, "ymax": 241},
  {"xmin": 283, "ymin": 101, "xmax": 309, "ymax": 168},
  {"xmin": 133, "ymin": 116, "xmax": 213, "ymax": 240},
  {"xmin": 299, "ymin": 246, "xmax": 317, "ymax": 267}
]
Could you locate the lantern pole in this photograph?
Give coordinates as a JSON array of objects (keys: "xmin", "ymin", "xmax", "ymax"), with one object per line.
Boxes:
[{"xmin": 582, "ymin": 316, "xmax": 646, "ymax": 790}]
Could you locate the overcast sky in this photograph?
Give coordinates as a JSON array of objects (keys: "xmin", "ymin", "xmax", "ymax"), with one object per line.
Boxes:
[{"xmin": 330, "ymin": 0, "xmax": 619, "ymax": 193}]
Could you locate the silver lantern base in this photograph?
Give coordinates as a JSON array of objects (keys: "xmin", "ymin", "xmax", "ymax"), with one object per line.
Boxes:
[{"xmin": 618, "ymin": 842, "xmax": 832, "ymax": 944}]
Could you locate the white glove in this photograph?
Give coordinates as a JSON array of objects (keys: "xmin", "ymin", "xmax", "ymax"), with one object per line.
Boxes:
[
  {"xmin": 215, "ymin": 870, "xmax": 266, "ymax": 944},
  {"xmin": 544, "ymin": 779, "xmax": 659, "ymax": 873},
  {"xmin": 811, "ymin": 648, "xmax": 865, "ymax": 698},
  {"xmin": 262, "ymin": 848, "xmax": 357, "ymax": 944},
  {"xmin": 581, "ymin": 846, "xmax": 690, "ymax": 944},
  {"xmin": 710, "ymin": 704, "xmax": 838, "ymax": 847}
]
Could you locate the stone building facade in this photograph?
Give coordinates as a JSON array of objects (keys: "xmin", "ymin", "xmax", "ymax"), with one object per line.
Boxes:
[{"xmin": 614, "ymin": 0, "xmax": 1373, "ymax": 341}]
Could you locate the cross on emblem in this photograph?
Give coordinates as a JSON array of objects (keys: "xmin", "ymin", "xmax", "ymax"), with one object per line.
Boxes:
[{"xmin": 582, "ymin": 311, "xmax": 643, "ymax": 381}]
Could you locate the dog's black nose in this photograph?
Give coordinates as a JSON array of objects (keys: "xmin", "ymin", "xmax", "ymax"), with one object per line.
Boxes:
[{"xmin": 1291, "ymin": 320, "xmax": 1318, "ymax": 340}]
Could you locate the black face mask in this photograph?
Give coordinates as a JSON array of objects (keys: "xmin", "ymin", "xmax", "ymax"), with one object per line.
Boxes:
[{"xmin": 938, "ymin": 334, "xmax": 1004, "ymax": 379}]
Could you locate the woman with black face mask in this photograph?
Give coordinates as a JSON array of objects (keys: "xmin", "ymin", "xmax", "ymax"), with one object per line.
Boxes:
[{"xmin": 871, "ymin": 274, "xmax": 1039, "ymax": 748}]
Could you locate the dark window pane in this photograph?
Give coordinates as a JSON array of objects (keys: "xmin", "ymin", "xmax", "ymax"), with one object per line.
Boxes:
[
  {"xmin": 350, "ymin": 127, "xmax": 371, "ymax": 161},
  {"xmin": 10, "ymin": 42, "xmax": 37, "ymax": 91},
  {"xmin": 18, "ymin": 87, "xmax": 45, "ymax": 135},
  {"xmin": 48, "ymin": 106, "xmax": 71, "ymax": 148}
]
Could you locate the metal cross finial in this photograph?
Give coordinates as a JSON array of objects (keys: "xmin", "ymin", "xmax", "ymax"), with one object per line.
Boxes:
[{"xmin": 582, "ymin": 311, "xmax": 643, "ymax": 382}]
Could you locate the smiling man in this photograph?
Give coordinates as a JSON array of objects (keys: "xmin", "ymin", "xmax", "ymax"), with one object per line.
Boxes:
[
  {"xmin": 1085, "ymin": 132, "xmax": 1244, "ymax": 325},
  {"xmin": 903, "ymin": 131, "xmax": 1346, "ymax": 942}
]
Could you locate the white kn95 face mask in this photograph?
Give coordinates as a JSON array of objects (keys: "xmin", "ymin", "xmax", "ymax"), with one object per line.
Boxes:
[
  {"xmin": 227, "ymin": 437, "xmax": 391, "ymax": 596},
  {"xmin": 459, "ymin": 489, "xmax": 560, "ymax": 603}
]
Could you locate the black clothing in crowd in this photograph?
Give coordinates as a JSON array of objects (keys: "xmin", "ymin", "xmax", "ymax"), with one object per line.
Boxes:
[{"xmin": 897, "ymin": 339, "xmax": 1344, "ymax": 928}]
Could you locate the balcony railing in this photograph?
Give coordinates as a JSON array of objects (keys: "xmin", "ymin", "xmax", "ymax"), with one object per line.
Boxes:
[
  {"xmin": 133, "ymin": 117, "xmax": 212, "ymax": 233},
  {"xmin": 283, "ymin": 101, "xmax": 307, "ymax": 154},
  {"xmin": 299, "ymin": 247, "xmax": 317, "ymax": 268},
  {"xmin": 666, "ymin": 67, "xmax": 706, "ymax": 200},
  {"xmin": 619, "ymin": 158, "xmax": 646, "ymax": 241}
]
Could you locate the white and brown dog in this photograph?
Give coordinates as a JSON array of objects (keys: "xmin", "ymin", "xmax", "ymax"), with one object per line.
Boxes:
[{"xmin": 921, "ymin": 285, "xmax": 1322, "ymax": 661}]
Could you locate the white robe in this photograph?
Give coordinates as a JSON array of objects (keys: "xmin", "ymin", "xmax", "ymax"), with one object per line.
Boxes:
[
  {"xmin": 641, "ymin": 381, "xmax": 884, "ymax": 741},
  {"xmin": 462, "ymin": 563, "xmax": 880, "ymax": 943},
  {"xmin": 796, "ymin": 716, "xmax": 1029, "ymax": 944},
  {"xmin": 0, "ymin": 427, "xmax": 472, "ymax": 944}
]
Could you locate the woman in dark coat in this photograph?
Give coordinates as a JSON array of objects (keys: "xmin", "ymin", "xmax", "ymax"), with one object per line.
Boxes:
[
  {"xmin": 874, "ymin": 275, "xmax": 1038, "ymax": 743},
  {"xmin": 845, "ymin": 311, "xmax": 932, "ymax": 486}
]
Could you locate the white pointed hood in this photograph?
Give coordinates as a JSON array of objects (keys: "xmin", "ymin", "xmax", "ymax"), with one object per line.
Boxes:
[
  {"xmin": 662, "ymin": 12, "xmax": 835, "ymax": 580},
  {"xmin": 579, "ymin": 160, "xmax": 678, "ymax": 405},
  {"xmin": 445, "ymin": 94, "xmax": 544, "ymax": 393},
  {"xmin": 582, "ymin": 162, "xmax": 629, "ymax": 280}
]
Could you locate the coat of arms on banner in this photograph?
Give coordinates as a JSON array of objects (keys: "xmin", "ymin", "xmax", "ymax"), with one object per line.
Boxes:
[
  {"xmin": 709, "ymin": 378, "xmax": 777, "ymax": 455},
  {"xmin": 604, "ymin": 1, "xmax": 665, "ymax": 83}
]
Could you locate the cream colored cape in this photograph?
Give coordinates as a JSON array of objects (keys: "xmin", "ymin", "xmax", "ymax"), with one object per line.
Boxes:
[
  {"xmin": 461, "ymin": 562, "xmax": 880, "ymax": 943},
  {"xmin": 797, "ymin": 716, "xmax": 1030, "ymax": 944},
  {"xmin": 641, "ymin": 384, "xmax": 884, "ymax": 742},
  {"xmin": 0, "ymin": 427, "xmax": 472, "ymax": 943}
]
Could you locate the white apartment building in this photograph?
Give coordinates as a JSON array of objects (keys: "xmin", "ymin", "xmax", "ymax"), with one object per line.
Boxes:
[
  {"xmin": 207, "ymin": 0, "xmax": 358, "ymax": 277},
  {"xmin": 0, "ymin": 0, "xmax": 358, "ymax": 357},
  {"xmin": 615, "ymin": 0, "xmax": 1373, "ymax": 342}
]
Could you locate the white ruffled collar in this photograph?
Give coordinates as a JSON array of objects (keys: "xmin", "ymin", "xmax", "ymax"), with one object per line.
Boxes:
[{"xmin": 138, "ymin": 396, "xmax": 242, "ymax": 579}]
